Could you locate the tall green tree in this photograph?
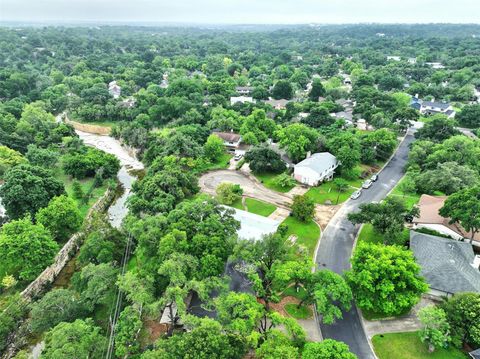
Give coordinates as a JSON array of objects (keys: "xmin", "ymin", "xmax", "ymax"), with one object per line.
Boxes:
[
  {"xmin": 0, "ymin": 217, "xmax": 58, "ymax": 281},
  {"xmin": 291, "ymin": 194, "xmax": 315, "ymax": 222},
  {"xmin": 275, "ymin": 123, "xmax": 319, "ymax": 162},
  {"xmin": 302, "ymin": 339, "xmax": 357, "ymax": 359},
  {"xmin": 346, "ymin": 243, "xmax": 428, "ymax": 316},
  {"xmin": 418, "ymin": 305, "xmax": 451, "ymax": 353},
  {"xmin": 439, "ymin": 186, "xmax": 480, "ymax": 244},
  {"xmin": 272, "ymin": 80, "xmax": 293, "ymax": 100},
  {"xmin": 42, "ymin": 319, "xmax": 107, "ymax": 359},
  {"xmin": 244, "ymin": 145, "xmax": 286, "ymax": 174},
  {"xmin": 36, "ymin": 195, "xmax": 82, "ymax": 242},
  {"xmin": 0, "ymin": 164, "xmax": 65, "ymax": 219},
  {"xmin": 308, "ymin": 79, "xmax": 326, "ymax": 101}
]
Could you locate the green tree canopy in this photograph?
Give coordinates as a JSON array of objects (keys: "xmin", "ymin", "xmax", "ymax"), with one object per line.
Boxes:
[
  {"xmin": 0, "ymin": 217, "xmax": 58, "ymax": 281},
  {"xmin": 244, "ymin": 145, "xmax": 286, "ymax": 174},
  {"xmin": 302, "ymin": 339, "xmax": 357, "ymax": 359},
  {"xmin": 346, "ymin": 243, "xmax": 428, "ymax": 316}
]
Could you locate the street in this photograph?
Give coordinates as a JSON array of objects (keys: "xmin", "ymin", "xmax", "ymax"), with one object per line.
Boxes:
[{"xmin": 314, "ymin": 132, "xmax": 416, "ymax": 358}]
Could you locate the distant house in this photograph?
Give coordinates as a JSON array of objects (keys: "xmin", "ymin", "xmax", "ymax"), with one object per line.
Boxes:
[
  {"xmin": 235, "ymin": 86, "xmax": 254, "ymax": 95},
  {"xmin": 376, "ymin": 33, "xmax": 386, "ymax": 37},
  {"xmin": 212, "ymin": 131, "xmax": 242, "ymax": 152},
  {"xmin": 120, "ymin": 97, "xmax": 136, "ymax": 108},
  {"xmin": 356, "ymin": 118, "xmax": 372, "ymax": 131},
  {"xmin": 408, "ymin": 57, "xmax": 417, "ymax": 64},
  {"xmin": 420, "ymin": 99, "xmax": 455, "ymax": 118},
  {"xmin": 410, "ymin": 231, "xmax": 480, "ymax": 297},
  {"xmin": 230, "ymin": 96, "xmax": 255, "ymax": 105},
  {"xmin": 294, "ymin": 152, "xmax": 339, "ymax": 186},
  {"xmin": 331, "ymin": 111, "xmax": 353, "ymax": 126},
  {"xmin": 413, "ymin": 194, "xmax": 480, "ymax": 247},
  {"xmin": 108, "ymin": 81, "xmax": 121, "ymax": 99},
  {"xmin": 410, "ymin": 95, "xmax": 423, "ymax": 111},
  {"xmin": 265, "ymin": 98, "xmax": 290, "ymax": 110},
  {"xmin": 343, "ymin": 77, "xmax": 352, "ymax": 85},
  {"xmin": 426, "ymin": 62, "xmax": 445, "ymax": 69},
  {"xmin": 387, "ymin": 56, "xmax": 401, "ymax": 61}
]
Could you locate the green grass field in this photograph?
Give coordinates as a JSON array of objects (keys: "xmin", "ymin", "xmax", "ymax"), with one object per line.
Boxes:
[
  {"xmin": 254, "ymin": 172, "xmax": 295, "ymax": 193},
  {"xmin": 57, "ymin": 169, "xmax": 109, "ymax": 220},
  {"xmin": 245, "ymin": 198, "xmax": 276, "ymax": 217},
  {"xmin": 196, "ymin": 153, "xmax": 232, "ymax": 173},
  {"xmin": 372, "ymin": 332, "xmax": 468, "ymax": 359},
  {"xmin": 282, "ymin": 216, "xmax": 321, "ymax": 256},
  {"xmin": 389, "ymin": 176, "xmax": 421, "ymax": 210},
  {"xmin": 306, "ymin": 181, "xmax": 356, "ymax": 205},
  {"xmin": 284, "ymin": 303, "xmax": 312, "ymax": 319},
  {"xmin": 282, "ymin": 286, "xmax": 308, "ymax": 301}
]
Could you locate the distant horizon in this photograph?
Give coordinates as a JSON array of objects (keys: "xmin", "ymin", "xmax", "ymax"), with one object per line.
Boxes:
[
  {"xmin": 1, "ymin": 0, "xmax": 479, "ymax": 25},
  {"xmin": 1, "ymin": 20, "xmax": 480, "ymax": 27}
]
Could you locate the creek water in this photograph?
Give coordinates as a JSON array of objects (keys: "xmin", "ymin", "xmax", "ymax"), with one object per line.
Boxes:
[
  {"xmin": 75, "ymin": 130, "xmax": 144, "ymax": 228},
  {"xmin": 28, "ymin": 130, "xmax": 143, "ymax": 358}
]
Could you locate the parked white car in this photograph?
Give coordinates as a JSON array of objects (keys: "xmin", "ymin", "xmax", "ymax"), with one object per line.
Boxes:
[
  {"xmin": 370, "ymin": 173, "xmax": 378, "ymax": 182},
  {"xmin": 350, "ymin": 190, "xmax": 362, "ymax": 200},
  {"xmin": 234, "ymin": 154, "xmax": 243, "ymax": 161},
  {"xmin": 362, "ymin": 180, "xmax": 373, "ymax": 189}
]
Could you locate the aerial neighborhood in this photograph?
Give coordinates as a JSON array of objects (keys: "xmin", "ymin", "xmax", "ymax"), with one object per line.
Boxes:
[{"xmin": 0, "ymin": 20, "xmax": 480, "ymax": 359}]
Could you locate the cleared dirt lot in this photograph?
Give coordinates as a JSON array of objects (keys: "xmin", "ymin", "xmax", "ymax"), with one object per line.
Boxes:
[{"xmin": 199, "ymin": 170, "xmax": 292, "ymax": 208}]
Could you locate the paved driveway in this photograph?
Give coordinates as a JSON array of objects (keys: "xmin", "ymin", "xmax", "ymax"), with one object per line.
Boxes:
[
  {"xmin": 314, "ymin": 132, "xmax": 416, "ymax": 359},
  {"xmin": 199, "ymin": 170, "xmax": 292, "ymax": 208}
]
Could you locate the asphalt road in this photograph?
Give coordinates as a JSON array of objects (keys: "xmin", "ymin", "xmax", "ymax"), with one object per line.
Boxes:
[{"xmin": 314, "ymin": 131, "xmax": 416, "ymax": 359}]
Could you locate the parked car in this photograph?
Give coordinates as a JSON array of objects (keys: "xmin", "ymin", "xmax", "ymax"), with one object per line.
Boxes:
[
  {"xmin": 362, "ymin": 180, "xmax": 373, "ymax": 189},
  {"xmin": 370, "ymin": 173, "xmax": 378, "ymax": 182},
  {"xmin": 234, "ymin": 153, "xmax": 243, "ymax": 161},
  {"xmin": 350, "ymin": 190, "xmax": 362, "ymax": 200}
]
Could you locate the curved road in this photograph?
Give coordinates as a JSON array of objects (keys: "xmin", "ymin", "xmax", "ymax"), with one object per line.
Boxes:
[{"xmin": 314, "ymin": 131, "xmax": 415, "ymax": 358}]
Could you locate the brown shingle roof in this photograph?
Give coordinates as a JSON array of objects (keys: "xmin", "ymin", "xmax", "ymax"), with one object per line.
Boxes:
[
  {"xmin": 212, "ymin": 131, "xmax": 241, "ymax": 143},
  {"xmin": 414, "ymin": 194, "xmax": 480, "ymax": 242}
]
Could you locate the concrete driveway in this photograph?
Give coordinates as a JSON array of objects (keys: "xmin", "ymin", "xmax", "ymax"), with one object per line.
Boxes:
[{"xmin": 199, "ymin": 170, "xmax": 292, "ymax": 208}]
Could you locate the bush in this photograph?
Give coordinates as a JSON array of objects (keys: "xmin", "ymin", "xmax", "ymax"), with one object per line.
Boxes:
[
  {"xmin": 216, "ymin": 182, "xmax": 243, "ymax": 205},
  {"xmin": 291, "ymin": 194, "xmax": 315, "ymax": 222}
]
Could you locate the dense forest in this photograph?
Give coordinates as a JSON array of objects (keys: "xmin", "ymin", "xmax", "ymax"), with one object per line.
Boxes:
[{"xmin": 1, "ymin": 24, "xmax": 480, "ymax": 359}]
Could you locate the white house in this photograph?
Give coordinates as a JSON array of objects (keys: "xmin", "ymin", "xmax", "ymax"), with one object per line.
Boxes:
[
  {"xmin": 387, "ymin": 56, "xmax": 401, "ymax": 61},
  {"xmin": 413, "ymin": 194, "xmax": 480, "ymax": 247},
  {"xmin": 294, "ymin": 152, "xmax": 339, "ymax": 186},
  {"xmin": 231, "ymin": 207, "xmax": 280, "ymax": 241},
  {"xmin": 212, "ymin": 131, "xmax": 242, "ymax": 152},
  {"xmin": 108, "ymin": 81, "xmax": 121, "ymax": 99},
  {"xmin": 264, "ymin": 98, "xmax": 290, "ymax": 110},
  {"xmin": 420, "ymin": 99, "xmax": 456, "ymax": 118},
  {"xmin": 230, "ymin": 96, "xmax": 255, "ymax": 105},
  {"xmin": 235, "ymin": 86, "xmax": 254, "ymax": 95}
]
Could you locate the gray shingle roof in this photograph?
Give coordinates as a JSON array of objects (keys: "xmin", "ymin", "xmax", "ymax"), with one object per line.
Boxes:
[
  {"xmin": 470, "ymin": 348, "xmax": 480, "ymax": 359},
  {"xmin": 410, "ymin": 231, "xmax": 480, "ymax": 294},
  {"xmin": 294, "ymin": 152, "xmax": 337, "ymax": 175},
  {"xmin": 423, "ymin": 101, "xmax": 451, "ymax": 110}
]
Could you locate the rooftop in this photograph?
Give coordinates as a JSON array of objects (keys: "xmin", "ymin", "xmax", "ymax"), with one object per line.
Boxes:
[
  {"xmin": 422, "ymin": 101, "xmax": 451, "ymax": 110},
  {"xmin": 230, "ymin": 207, "xmax": 280, "ymax": 241},
  {"xmin": 294, "ymin": 152, "xmax": 337, "ymax": 174},
  {"xmin": 410, "ymin": 231, "xmax": 480, "ymax": 294},
  {"xmin": 212, "ymin": 131, "xmax": 241, "ymax": 143},
  {"xmin": 414, "ymin": 194, "xmax": 480, "ymax": 242}
]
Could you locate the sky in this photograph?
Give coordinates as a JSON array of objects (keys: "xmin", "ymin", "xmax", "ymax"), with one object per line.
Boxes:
[{"xmin": 1, "ymin": 0, "xmax": 480, "ymax": 25}]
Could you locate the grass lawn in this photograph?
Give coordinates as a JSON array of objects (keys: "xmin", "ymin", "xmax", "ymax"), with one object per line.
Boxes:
[
  {"xmin": 306, "ymin": 181, "xmax": 355, "ymax": 205},
  {"xmin": 357, "ymin": 224, "xmax": 410, "ymax": 246},
  {"xmin": 196, "ymin": 153, "xmax": 232, "ymax": 173},
  {"xmin": 230, "ymin": 197, "xmax": 244, "ymax": 210},
  {"xmin": 282, "ymin": 216, "xmax": 321, "ymax": 256},
  {"xmin": 254, "ymin": 172, "xmax": 294, "ymax": 193},
  {"xmin": 389, "ymin": 176, "xmax": 421, "ymax": 210},
  {"xmin": 245, "ymin": 198, "xmax": 276, "ymax": 217},
  {"xmin": 57, "ymin": 169, "xmax": 109, "ymax": 220},
  {"xmin": 282, "ymin": 286, "xmax": 308, "ymax": 301},
  {"xmin": 284, "ymin": 303, "xmax": 312, "ymax": 319},
  {"xmin": 372, "ymin": 331, "xmax": 468, "ymax": 359}
]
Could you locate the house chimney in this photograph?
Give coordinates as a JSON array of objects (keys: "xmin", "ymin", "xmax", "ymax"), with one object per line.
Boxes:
[
  {"xmin": 306, "ymin": 151, "xmax": 311, "ymax": 158},
  {"xmin": 415, "ymin": 94, "xmax": 419, "ymax": 99},
  {"xmin": 431, "ymin": 97, "xmax": 435, "ymax": 102}
]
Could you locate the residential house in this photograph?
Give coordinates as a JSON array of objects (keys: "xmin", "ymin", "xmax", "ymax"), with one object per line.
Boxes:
[
  {"xmin": 343, "ymin": 77, "xmax": 352, "ymax": 85},
  {"xmin": 356, "ymin": 118, "xmax": 372, "ymax": 131},
  {"xmin": 120, "ymin": 97, "xmax": 136, "ymax": 108},
  {"xmin": 231, "ymin": 207, "xmax": 281, "ymax": 240},
  {"xmin": 293, "ymin": 152, "xmax": 339, "ymax": 186},
  {"xmin": 108, "ymin": 80, "xmax": 121, "ymax": 99},
  {"xmin": 413, "ymin": 194, "xmax": 480, "ymax": 246},
  {"xmin": 426, "ymin": 62, "xmax": 445, "ymax": 69},
  {"xmin": 420, "ymin": 99, "xmax": 456, "ymax": 118},
  {"xmin": 387, "ymin": 56, "xmax": 401, "ymax": 61},
  {"xmin": 212, "ymin": 131, "xmax": 242, "ymax": 153},
  {"xmin": 410, "ymin": 231, "xmax": 480, "ymax": 297},
  {"xmin": 235, "ymin": 86, "xmax": 254, "ymax": 95},
  {"xmin": 265, "ymin": 98, "xmax": 290, "ymax": 110},
  {"xmin": 408, "ymin": 57, "xmax": 417, "ymax": 64},
  {"xmin": 230, "ymin": 96, "xmax": 255, "ymax": 105}
]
